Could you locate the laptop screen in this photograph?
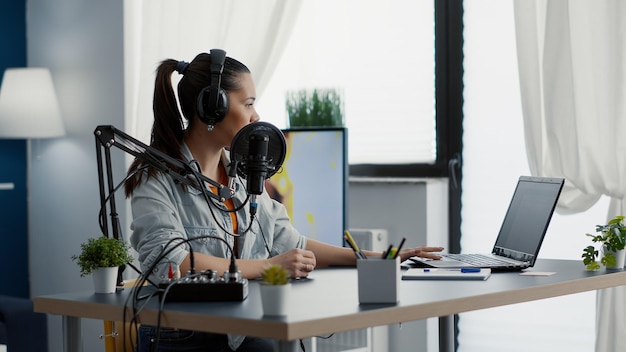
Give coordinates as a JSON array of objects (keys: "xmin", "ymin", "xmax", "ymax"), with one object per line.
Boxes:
[{"xmin": 492, "ymin": 176, "xmax": 564, "ymax": 264}]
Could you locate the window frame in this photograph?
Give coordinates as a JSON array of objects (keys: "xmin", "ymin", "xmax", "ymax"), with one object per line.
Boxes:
[{"xmin": 349, "ymin": 0, "xmax": 463, "ymax": 182}]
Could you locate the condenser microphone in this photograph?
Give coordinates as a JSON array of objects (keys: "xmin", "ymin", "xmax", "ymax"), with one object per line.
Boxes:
[
  {"xmin": 246, "ymin": 133, "xmax": 270, "ymax": 196},
  {"xmin": 229, "ymin": 122, "xmax": 286, "ymax": 216}
]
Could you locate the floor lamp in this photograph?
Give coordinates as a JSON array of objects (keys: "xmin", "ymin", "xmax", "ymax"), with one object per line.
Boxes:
[
  {"xmin": 0, "ymin": 67, "xmax": 66, "ymax": 208},
  {"xmin": 0, "ymin": 67, "xmax": 65, "ymax": 349}
]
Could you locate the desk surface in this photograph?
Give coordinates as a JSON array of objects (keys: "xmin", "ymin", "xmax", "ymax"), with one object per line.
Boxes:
[{"xmin": 35, "ymin": 259, "xmax": 626, "ymax": 341}]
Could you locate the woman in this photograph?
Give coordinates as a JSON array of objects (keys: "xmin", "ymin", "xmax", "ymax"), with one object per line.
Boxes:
[{"xmin": 125, "ymin": 49, "xmax": 443, "ymax": 352}]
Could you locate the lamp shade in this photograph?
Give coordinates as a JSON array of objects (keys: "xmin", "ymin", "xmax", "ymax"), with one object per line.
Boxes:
[{"xmin": 0, "ymin": 68, "xmax": 65, "ymax": 138}]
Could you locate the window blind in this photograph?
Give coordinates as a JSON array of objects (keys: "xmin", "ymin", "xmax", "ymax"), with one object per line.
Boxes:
[{"xmin": 257, "ymin": 0, "xmax": 436, "ymax": 165}]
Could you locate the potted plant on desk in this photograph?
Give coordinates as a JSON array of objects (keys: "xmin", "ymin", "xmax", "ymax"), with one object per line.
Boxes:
[
  {"xmin": 259, "ymin": 264, "xmax": 291, "ymax": 316},
  {"xmin": 285, "ymin": 88, "xmax": 344, "ymax": 127},
  {"xmin": 72, "ymin": 236, "xmax": 134, "ymax": 293},
  {"xmin": 582, "ymin": 215, "xmax": 626, "ymax": 270}
]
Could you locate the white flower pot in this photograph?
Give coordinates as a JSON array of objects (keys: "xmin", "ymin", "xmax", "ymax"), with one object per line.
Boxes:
[
  {"xmin": 92, "ymin": 267, "xmax": 118, "ymax": 293},
  {"xmin": 259, "ymin": 283, "xmax": 291, "ymax": 316},
  {"xmin": 603, "ymin": 246, "xmax": 626, "ymax": 270}
]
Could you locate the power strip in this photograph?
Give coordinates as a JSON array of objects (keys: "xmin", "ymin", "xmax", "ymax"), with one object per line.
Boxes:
[{"xmin": 158, "ymin": 278, "xmax": 248, "ymax": 302}]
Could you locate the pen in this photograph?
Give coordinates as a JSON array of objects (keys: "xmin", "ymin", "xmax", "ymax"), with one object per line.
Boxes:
[
  {"xmin": 393, "ymin": 237, "xmax": 406, "ymax": 259},
  {"xmin": 461, "ymin": 268, "xmax": 481, "ymax": 273},
  {"xmin": 382, "ymin": 244, "xmax": 393, "ymax": 259}
]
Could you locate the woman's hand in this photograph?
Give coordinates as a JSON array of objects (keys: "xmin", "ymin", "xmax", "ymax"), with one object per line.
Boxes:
[
  {"xmin": 398, "ymin": 246, "xmax": 444, "ymax": 262},
  {"xmin": 268, "ymin": 248, "xmax": 317, "ymax": 278}
]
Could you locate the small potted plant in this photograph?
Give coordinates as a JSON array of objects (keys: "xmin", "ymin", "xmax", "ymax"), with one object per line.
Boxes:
[
  {"xmin": 259, "ymin": 264, "xmax": 291, "ymax": 316},
  {"xmin": 285, "ymin": 88, "xmax": 344, "ymax": 127},
  {"xmin": 72, "ymin": 236, "xmax": 134, "ymax": 293},
  {"xmin": 582, "ymin": 215, "xmax": 626, "ymax": 270}
]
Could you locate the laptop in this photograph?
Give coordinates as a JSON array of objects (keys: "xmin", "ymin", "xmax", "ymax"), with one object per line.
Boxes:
[{"xmin": 409, "ymin": 176, "xmax": 565, "ymax": 272}]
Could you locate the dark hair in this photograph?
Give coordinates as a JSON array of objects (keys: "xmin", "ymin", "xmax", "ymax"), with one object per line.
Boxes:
[{"xmin": 124, "ymin": 51, "xmax": 250, "ymax": 197}]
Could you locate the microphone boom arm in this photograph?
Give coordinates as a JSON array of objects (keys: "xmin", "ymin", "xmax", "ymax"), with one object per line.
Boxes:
[{"xmin": 94, "ymin": 125, "xmax": 233, "ymax": 240}]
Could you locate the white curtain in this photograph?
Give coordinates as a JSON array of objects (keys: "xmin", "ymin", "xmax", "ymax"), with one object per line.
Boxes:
[
  {"xmin": 514, "ymin": 0, "xmax": 626, "ymax": 350},
  {"xmin": 123, "ymin": 0, "xmax": 302, "ymax": 142}
]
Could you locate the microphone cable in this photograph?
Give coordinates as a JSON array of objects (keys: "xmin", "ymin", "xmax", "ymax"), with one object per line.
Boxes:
[
  {"xmin": 187, "ymin": 159, "xmax": 256, "ymax": 237},
  {"xmin": 97, "ymin": 164, "xmax": 150, "ymax": 236},
  {"xmin": 130, "ymin": 235, "xmax": 238, "ymax": 351}
]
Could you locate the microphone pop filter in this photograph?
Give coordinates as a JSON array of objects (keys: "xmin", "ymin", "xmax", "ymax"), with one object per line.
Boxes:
[{"xmin": 229, "ymin": 121, "xmax": 286, "ymax": 181}]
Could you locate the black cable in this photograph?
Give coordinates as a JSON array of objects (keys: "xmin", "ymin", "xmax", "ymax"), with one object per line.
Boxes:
[
  {"xmin": 98, "ymin": 165, "xmax": 149, "ymax": 235},
  {"xmin": 99, "ymin": 157, "xmax": 252, "ymax": 286},
  {"xmin": 188, "ymin": 242, "xmax": 196, "ymax": 275},
  {"xmin": 125, "ymin": 234, "xmax": 238, "ymax": 351},
  {"xmin": 118, "ymin": 158, "xmax": 266, "ymax": 350},
  {"xmin": 154, "ymin": 271, "xmax": 206, "ymax": 349},
  {"xmin": 315, "ymin": 333, "xmax": 335, "ymax": 339},
  {"xmin": 124, "ymin": 237, "xmax": 188, "ymax": 352},
  {"xmin": 97, "ymin": 133, "xmax": 270, "ymax": 350},
  {"xmin": 123, "ymin": 237, "xmax": 189, "ymax": 351},
  {"xmin": 256, "ymin": 216, "xmax": 272, "ymax": 257},
  {"xmin": 186, "ymin": 160, "xmax": 258, "ymax": 238}
]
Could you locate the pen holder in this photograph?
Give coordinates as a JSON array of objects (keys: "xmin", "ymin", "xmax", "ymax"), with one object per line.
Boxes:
[{"xmin": 357, "ymin": 257, "xmax": 400, "ymax": 304}]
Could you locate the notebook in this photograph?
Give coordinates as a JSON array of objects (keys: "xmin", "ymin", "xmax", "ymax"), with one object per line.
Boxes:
[
  {"xmin": 409, "ymin": 176, "xmax": 565, "ymax": 272},
  {"xmin": 402, "ymin": 268, "xmax": 492, "ymax": 281}
]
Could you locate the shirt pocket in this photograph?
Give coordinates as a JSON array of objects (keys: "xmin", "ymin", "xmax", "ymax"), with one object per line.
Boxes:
[{"xmin": 184, "ymin": 226, "xmax": 230, "ymax": 258}]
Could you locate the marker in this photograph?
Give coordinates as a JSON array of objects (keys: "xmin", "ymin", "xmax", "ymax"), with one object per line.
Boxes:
[
  {"xmin": 392, "ymin": 237, "xmax": 406, "ymax": 259},
  {"xmin": 344, "ymin": 234, "xmax": 360, "ymax": 259},
  {"xmin": 344, "ymin": 231, "xmax": 367, "ymax": 260}
]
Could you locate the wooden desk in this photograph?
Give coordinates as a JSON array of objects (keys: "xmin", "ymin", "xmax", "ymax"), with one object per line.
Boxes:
[{"xmin": 35, "ymin": 259, "xmax": 626, "ymax": 352}]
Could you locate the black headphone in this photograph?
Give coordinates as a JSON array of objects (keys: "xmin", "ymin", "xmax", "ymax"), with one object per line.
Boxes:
[{"xmin": 197, "ymin": 49, "xmax": 229, "ymax": 126}]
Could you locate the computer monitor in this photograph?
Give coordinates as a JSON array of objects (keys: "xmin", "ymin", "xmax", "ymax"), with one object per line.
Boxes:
[{"xmin": 266, "ymin": 127, "xmax": 348, "ymax": 247}]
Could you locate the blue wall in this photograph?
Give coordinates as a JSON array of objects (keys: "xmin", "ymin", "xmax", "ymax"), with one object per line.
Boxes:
[
  {"xmin": 1, "ymin": 1, "xmax": 26, "ymax": 67},
  {"xmin": 0, "ymin": 0, "xmax": 29, "ymax": 298}
]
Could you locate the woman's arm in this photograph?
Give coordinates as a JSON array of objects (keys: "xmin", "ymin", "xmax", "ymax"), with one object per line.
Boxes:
[
  {"xmin": 306, "ymin": 239, "xmax": 360, "ymax": 267},
  {"xmin": 180, "ymin": 241, "xmax": 443, "ymax": 279},
  {"xmin": 179, "ymin": 248, "xmax": 318, "ymax": 279},
  {"xmin": 306, "ymin": 239, "xmax": 444, "ymax": 268}
]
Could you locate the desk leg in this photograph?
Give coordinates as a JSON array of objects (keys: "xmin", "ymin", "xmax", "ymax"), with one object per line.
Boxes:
[
  {"xmin": 275, "ymin": 340, "xmax": 298, "ymax": 352},
  {"xmin": 439, "ymin": 315, "xmax": 454, "ymax": 352},
  {"xmin": 62, "ymin": 316, "xmax": 82, "ymax": 352}
]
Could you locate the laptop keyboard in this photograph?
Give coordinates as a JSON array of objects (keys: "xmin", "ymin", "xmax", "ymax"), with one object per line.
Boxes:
[{"xmin": 442, "ymin": 253, "xmax": 514, "ymax": 267}]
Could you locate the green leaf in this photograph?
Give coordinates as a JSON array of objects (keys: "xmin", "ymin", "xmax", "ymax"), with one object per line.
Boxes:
[
  {"xmin": 261, "ymin": 264, "xmax": 289, "ymax": 285},
  {"xmin": 286, "ymin": 88, "xmax": 344, "ymax": 127}
]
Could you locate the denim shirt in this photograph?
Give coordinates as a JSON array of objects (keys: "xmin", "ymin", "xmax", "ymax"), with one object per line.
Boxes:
[
  {"xmin": 129, "ymin": 144, "xmax": 307, "ymax": 349},
  {"xmin": 130, "ymin": 145, "xmax": 306, "ymax": 282}
]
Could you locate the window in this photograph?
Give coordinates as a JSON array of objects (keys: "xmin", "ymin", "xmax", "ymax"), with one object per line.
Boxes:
[{"xmin": 256, "ymin": 0, "xmax": 436, "ymax": 166}]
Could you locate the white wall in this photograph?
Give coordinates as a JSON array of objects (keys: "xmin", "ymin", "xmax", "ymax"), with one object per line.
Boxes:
[
  {"xmin": 349, "ymin": 178, "xmax": 448, "ymax": 352},
  {"xmin": 27, "ymin": 0, "xmax": 126, "ymax": 351}
]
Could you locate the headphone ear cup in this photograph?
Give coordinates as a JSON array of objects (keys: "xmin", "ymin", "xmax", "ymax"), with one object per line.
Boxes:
[
  {"xmin": 214, "ymin": 88, "xmax": 229, "ymax": 120},
  {"xmin": 196, "ymin": 48, "xmax": 229, "ymax": 127},
  {"xmin": 197, "ymin": 86, "xmax": 229, "ymax": 125}
]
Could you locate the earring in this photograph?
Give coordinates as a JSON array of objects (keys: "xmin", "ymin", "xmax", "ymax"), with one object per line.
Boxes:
[{"xmin": 207, "ymin": 124, "xmax": 215, "ymax": 132}]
